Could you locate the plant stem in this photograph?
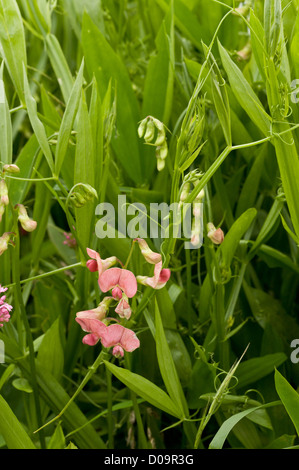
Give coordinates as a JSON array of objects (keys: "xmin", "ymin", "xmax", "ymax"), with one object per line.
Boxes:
[
  {"xmin": 5, "ymin": 262, "xmax": 82, "ymax": 289},
  {"xmin": 11, "ymin": 215, "xmax": 46, "ymax": 449}
]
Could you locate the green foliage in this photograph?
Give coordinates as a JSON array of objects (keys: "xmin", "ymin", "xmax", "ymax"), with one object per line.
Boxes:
[{"xmin": 0, "ymin": 0, "xmax": 298, "ymax": 451}]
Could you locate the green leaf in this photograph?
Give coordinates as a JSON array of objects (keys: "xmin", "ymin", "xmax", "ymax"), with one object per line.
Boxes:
[
  {"xmin": 47, "ymin": 423, "xmax": 65, "ymax": 450},
  {"xmin": 0, "ymin": 63, "xmax": 12, "ymax": 164},
  {"xmin": 275, "ymin": 369, "xmax": 299, "ymax": 436},
  {"xmin": 37, "ymin": 318, "xmax": 64, "ymax": 381},
  {"xmin": 23, "ymin": 65, "xmax": 54, "ymax": 173},
  {"xmin": 155, "ymin": 299, "xmax": 188, "ymax": 418},
  {"xmin": 142, "ymin": 1, "xmax": 175, "ymax": 127},
  {"xmin": 0, "ymin": 395, "xmax": 36, "ymax": 449},
  {"xmin": 104, "ymin": 360, "xmax": 181, "ymax": 418},
  {"xmin": 45, "ymin": 33, "xmax": 74, "ymax": 103},
  {"xmin": 12, "ymin": 378, "xmax": 33, "ymax": 394},
  {"xmin": 155, "ymin": 0, "xmax": 203, "ymax": 49},
  {"xmin": 219, "ymin": 207, "xmax": 257, "ymax": 269},
  {"xmin": 6, "ymin": 134, "xmax": 39, "ymax": 206},
  {"xmin": 209, "ymin": 401, "xmax": 279, "ymax": 449},
  {"xmin": 218, "ymin": 40, "xmax": 271, "ymax": 137},
  {"xmin": 249, "ymin": 9, "xmax": 267, "ymax": 82},
  {"xmin": 235, "ymin": 353, "xmax": 287, "ymax": 389},
  {"xmin": 74, "ymin": 92, "xmax": 96, "ymax": 250},
  {"xmin": 202, "ymin": 43, "xmax": 231, "ymax": 146},
  {"xmin": 82, "ymin": 13, "xmax": 142, "ymax": 184},
  {"xmin": 0, "ymin": 0, "xmax": 27, "ymax": 103},
  {"xmin": 55, "ymin": 59, "xmax": 84, "ymax": 176}
]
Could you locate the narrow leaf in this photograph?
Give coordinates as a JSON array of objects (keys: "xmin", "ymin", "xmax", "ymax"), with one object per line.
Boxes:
[
  {"xmin": 275, "ymin": 369, "xmax": 299, "ymax": 436},
  {"xmin": 104, "ymin": 361, "xmax": 181, "ymax": 418}
]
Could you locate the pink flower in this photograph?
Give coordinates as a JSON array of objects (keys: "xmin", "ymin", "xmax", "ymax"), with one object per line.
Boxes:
[
  {"xmin": 207, "ymin": 223, "xmax": 224, "ymax": 245},
  {"xmin": 137, "ymin": 261, "xmax": 171, "ymax": 290},
  {"xmin": 134, "ymin": 238, "xmax": 162, "ymax": 264},
  {"xmin": 76, "ymin": 297, "xmax": 112, "ymax": 322},
  {"xmin": 75, "ymin": 313, "xmax": 140, "ymax": 353},
  {"xmin": 0, "ymin": 285, "xmax": 13, "ymax": 327},
  {"xmin": 86, "ymin": 248, "xmax": 118, "ymax": 275},
  {"xmin": 98, "ymin": 267, "xmax": 137, "ymax": 298},
  {"xmin": 101, "ymin": 323, "xmax": 140, "ymax": 352}
]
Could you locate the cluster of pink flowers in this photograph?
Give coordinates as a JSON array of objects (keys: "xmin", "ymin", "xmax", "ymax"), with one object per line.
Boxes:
[
  {"xmin": 0, "ymin": 285, "xmax": 13, "ymax": 328},
  {"xmin": 75, "ymin": 238, "xmax": 171, "ymax": 358},
  {"xmin": 63, "ymin": 232, "xmax": 77, "ymax": 248}
]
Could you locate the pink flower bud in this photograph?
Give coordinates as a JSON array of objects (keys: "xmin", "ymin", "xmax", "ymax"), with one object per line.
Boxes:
[
  {"xmin": 112, "ymin": 287, "xmax": 122, "ymax": 300},
  {"xmin": 112, "ymin": 345, "xmax": 124, "ymax": 358},
  {"xmin": 207, "ymin": 223, "xmax": 224, "ymax": 245}
]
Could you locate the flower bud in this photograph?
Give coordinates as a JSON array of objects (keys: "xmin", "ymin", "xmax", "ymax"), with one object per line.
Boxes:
[
  {"xmin": 156, "ymin": 141, "xmax": 168, "ymax": 160},
  {"xmin": 180, "ymin": 183, "xmax": 190, "ymax": 203},
  {"xmin": 0, "ymin": 232, "xmax": 14, "ymax": 256},
  {"xmin": 137, "ymin": 118, "xmax": 147, "ymax": 138},
  {"xmin": 15, "ymin": 204, "xmax": 37, "ymax": 233},
  {"xmin": 134, "ymin": 238, "xmax": 162, "ymax": 265},
  {"xmin": 207, "ymin": 222, "xmax": 224, "ymax": 245},
  {"xmin": 154, "ymin": 129, "xmax": 166, "ymax": 147},
  {"xmin": 3, "ymin": 164, "xmax": 20, "ymax": 174},
  {"xmin": 70, "ymin": 183, "xmax": 98, "ymax": 208},
  {"xmin": 157, "ymin": 158, "xmax": 165, "ymax": 171},
  {"xmin": 0, "ymin": 180, "xmax": 9, "ymax": 206},
  {"xmin": 112, "ymin": 345, "xmax": 124, "ymax": 358},
  {"xmin": 144, "ymin": 119, "xmax": 155, "ymax": 143}
]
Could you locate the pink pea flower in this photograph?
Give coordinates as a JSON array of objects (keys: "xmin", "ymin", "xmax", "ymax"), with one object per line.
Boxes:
[
  {"xmin": 0, "ymin": 285, "xmax": 13, "ymax": 327},
  {"xmin": 98, "ymin": 267, "xmax": 137, "ymax": 298},
  {"xmin": 207, "ymin": 223, "xmax": 224, "ymax": 245},
  {"xmin": 86, "ymin": 248, "xmax": 118, "ymax": 275},
  {"xmin": 76, "ymin": 317, "xmax": 108, "ymax": 346},
  {"xmin": 75, "ymin": 313, "xmax": 140, "ymax": 353},
  {"xmin": 134, "ymin": 238, "xmax": 162, "ymax": 264},
  {"xmin": 76, "ymin": 296, "xmax": 112, "ymax": 326},
  {"xmin": 101, "ymin": 323, "xmax": 140, "ymax": 353},
  {"xmin": 137, "ymin": 260, "xmax": 171, "ymax": 290}
]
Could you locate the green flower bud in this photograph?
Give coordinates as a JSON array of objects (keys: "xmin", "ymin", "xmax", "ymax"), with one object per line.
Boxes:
[
  {"xmin": 3, "ymin": 164, "xmax": 20, "ymax": 174},
  {"xmin": 137, "ymin": 118, "xmax": 147, "ymax": 138},
  {"xmin": 144, "ymin": 119, "xmax": 155, "ymax": 143},
  {"xmin": 69, "ymin": 183, "xmax": 98, "ymax": 208}
]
